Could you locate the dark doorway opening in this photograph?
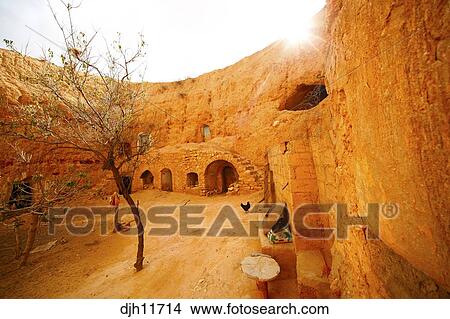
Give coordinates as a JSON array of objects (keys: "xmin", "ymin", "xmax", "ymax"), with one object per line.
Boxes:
[
  {"xmin": 140, "ymin": 170, "xmax": 154, "ymax": 189},
  {"xmin": 186, "ymin": 172, "xmax": 199, "ymax": 188},
  {"xmin": 221, "ymin": 167, "xmax": 236, "ymax": 192},
  {"xmin": 161, "ymin": 168, "xmax": 173, "ymax": 192},
  {"xmin": 9, "ymin": 180, "xmax": 32, "ymax": 209},
  {"xmin": 282, "ymin": 84, "xmax": 328, "ymax": 111},
  {"xmin": 204, "ymin": 160, "xmax": 238, "ymax": 194}
]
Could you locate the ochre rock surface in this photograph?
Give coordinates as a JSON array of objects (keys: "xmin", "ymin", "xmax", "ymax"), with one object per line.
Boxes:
[
  {"xmin": 0, "ymin": 3, "xmax": 448, "ymax": 297},
  {"xmin": 315, "ymin": 0, "xmax": 449, "ymax": 296}
]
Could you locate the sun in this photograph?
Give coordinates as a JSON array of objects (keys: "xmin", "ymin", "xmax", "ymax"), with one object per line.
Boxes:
[
  {"xmin": 271, "ymin": 0, "xmax": 324, "ymax": 46},
  {"xmin": 283, "ymin": 22, "xmax": 313, "ymax": 44}
]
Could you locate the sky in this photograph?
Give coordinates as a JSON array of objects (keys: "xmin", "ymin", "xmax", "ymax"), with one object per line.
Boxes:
[{"xmin": 0, "ymin": 0, "xmax": 326, "ymax": 82}]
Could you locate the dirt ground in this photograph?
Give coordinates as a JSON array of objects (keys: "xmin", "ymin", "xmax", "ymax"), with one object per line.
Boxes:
[{"xmin": 0, "ymin": 189, "xmax": 267, "ymax": 298}]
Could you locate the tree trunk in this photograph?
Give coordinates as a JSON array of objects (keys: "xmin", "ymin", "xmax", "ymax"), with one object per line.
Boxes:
[
  {"xmin": 14, "ymin": 224, "xmax": 21, "ymax": 259},
  {"xmin": 111, "ymin": 166, "xmax": 145, "ymax": 271},
  {"xmin": 122, "ymin": 193, "xmax": 145, "ymax": 271},
  {"xmin": 20, "ymin": 213, "xmax": 39, "ymax": 266}
]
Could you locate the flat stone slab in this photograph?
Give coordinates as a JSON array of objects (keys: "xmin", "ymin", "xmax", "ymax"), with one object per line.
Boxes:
[{"xmin": 241, "ymin": 253, "xmax": 280, "ymax": 282}]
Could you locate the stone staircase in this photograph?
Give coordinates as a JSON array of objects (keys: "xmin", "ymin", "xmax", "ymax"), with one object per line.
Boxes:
[{"xmin": 230, "ymin": 152, "xmax": 264, "ymax": 192}]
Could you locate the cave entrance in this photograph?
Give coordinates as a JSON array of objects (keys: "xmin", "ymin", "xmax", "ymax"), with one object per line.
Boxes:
[
  {"xmin": 281, "ymin": 84, "xmax": 328, "ymax": 111},
  {"xmin": 9, "ymin": 180, "xmax": 32, "ymax": 209},
  {"xmin": 186, "ymin": 172, "xmax": 199, "ymax": 188},
  {"xmin": 119, "ymin": 176, "xmax": 132, "ymax": 195},
  {"xmin": 161, "ymin": 168, "xmax": 173, "ymax": 192},
  {"xmin": 204, "ymin": 160, "xmax": 238, "ymax": 194},
  {"xmin": 140, "ymin": 170, "xmax": 154, "ymax": 189}
]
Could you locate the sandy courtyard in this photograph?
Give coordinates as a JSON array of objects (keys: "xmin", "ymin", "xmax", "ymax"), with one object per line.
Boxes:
[{"xmin": 0, "ymin": 190, "xmax": 267, "ymax": 298}]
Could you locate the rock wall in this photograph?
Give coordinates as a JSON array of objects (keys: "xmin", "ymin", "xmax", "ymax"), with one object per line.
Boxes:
[
  {"xmin": 309, "ymin": 0, "xmax": 449, "ymax": 296},
  {"xmin": 262, "ymin": 0, "xmax": 449, "ymax": 298}
]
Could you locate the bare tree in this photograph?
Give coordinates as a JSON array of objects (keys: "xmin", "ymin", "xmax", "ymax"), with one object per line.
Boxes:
[{"xmin": 1, "ymin": 1, "xmax": 156, "ymax": 271}]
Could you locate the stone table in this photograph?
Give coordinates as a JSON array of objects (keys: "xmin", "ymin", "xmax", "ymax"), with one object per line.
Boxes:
[{"xmin": 241, "ymin": 253, "xmax": 280, "ymax": 298}]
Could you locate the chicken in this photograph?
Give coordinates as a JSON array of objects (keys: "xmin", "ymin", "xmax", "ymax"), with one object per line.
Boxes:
[{"xmin": 240, "ymin": 201, "xmax": 251, "ymax": 212}]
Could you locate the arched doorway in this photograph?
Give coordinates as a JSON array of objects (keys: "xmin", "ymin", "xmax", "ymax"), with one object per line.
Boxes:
[
  {"xmin": 140, "ymin": 170, "xmax": 154, "ymax": 189},
  {"xmin": 161, "ymin": 168, "xmax": 173, "ymax": 192},
  {"xmin": 204, "ymin": 160, "xmax": 238, "ymax": 194}
]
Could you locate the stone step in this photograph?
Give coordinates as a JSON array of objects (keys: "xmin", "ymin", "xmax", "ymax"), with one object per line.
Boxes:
[{"xmin": 296, "ymin": 250, "xmax": 331, "ymax": 298}]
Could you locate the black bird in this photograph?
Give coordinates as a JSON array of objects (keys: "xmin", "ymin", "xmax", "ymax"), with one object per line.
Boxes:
[
  {"xmin": 271, "ymin": 205, "xmax": 290, "ymax": 233},
  {"xmin": 240, "ymin": 201, "xmax": 251, "ymax": 212}
]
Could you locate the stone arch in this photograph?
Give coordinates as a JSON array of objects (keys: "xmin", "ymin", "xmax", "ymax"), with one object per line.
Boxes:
[
  {"xmin": 204, "ymin": 160, "xmax": 239, "ymax": 194},
  {"xmin": 161, "ymin": 168, "xmax": 173, "ymax": 192},
  {"xmin": 186, "ymin": 172, "xmax": 199, "ymax": 188},
  {"xmin": 140, "ymin": 170, "xmax": 154, "ymax": 189}
]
